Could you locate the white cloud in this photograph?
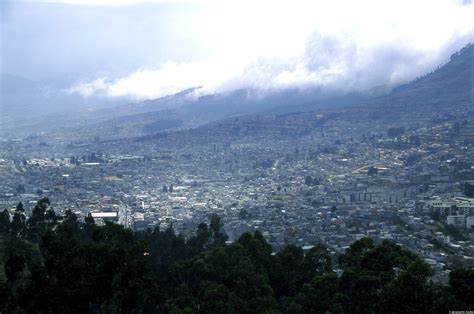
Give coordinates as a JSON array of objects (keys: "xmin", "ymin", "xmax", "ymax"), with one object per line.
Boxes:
[
  {"xmin": 67, "ymin": 78, "xmax": 108, "ymax": 97},
  {"xmin": 68, "ymin": 0, "xmax": 474, "ymax": 100},
  {"xmin": 28, "ymin": 0, "xmax": 203, "ymax": 6}
]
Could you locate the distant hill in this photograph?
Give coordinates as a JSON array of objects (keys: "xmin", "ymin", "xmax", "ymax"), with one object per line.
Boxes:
[
  {"xmin": 0, "ymin": 74, "xmax": 128, "ymax": 138},
  {"xmin": 136, "ymin": 43, "xmax": 474, "ymax": 145},
  {"xmin": 118, "ymin": 44, "xmax": 474, "ymax": 137},
  {"xmin": 47, "ymin": 87, "xmax": 370, "ymax": 140},
  {"xmin": 2, "ymin": 44, "xmax": 472, "ymax": 140},
  {"xmin": 371, "ymin": 43, "xmax": 473, "ymax": 109},
  {"xmin": 0, "ymin": 74, "xmax": 126, "ymax": 120}
]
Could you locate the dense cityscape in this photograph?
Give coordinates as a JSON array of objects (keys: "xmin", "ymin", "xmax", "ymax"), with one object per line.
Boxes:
[{"xmin": 2, "ymin": 92, "xmax": 473, "ymax": 283}]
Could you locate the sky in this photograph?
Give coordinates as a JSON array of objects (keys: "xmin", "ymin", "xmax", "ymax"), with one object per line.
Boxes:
[{"xmin": 2, "ymin": 0, "xmax": 474, "ymax": 101}]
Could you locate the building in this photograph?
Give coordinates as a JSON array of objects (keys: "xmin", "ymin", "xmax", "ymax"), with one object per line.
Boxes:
[
  {"xmin": 90, "ymin": 211, "xmax": 119, "ymax": 225},
  {"xmin": 428, "ymin": 197, "xmax": 474, "ymax": 216},
  {"xmin": 446, "ymin": 215, "xmax": 466, "ymax": 227},
  {"xmin": 466, "ymin": 216, "xmax": 474, "ymax": 229}
]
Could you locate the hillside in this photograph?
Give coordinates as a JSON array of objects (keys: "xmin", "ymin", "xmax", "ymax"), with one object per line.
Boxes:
[
  {"xmin": 132, "ymin": 44, "xmax": 474, "ymax": 133},
  {"xmin": 372, "ymin": 43, "xmax": 473, "ymax": 108},
  {"xmin": 135, "ymin": 44, "xmax": 473, "ymax": 147},
  {"xmin": 140, "ymin": 43, "xmax": 474, "ymax": 142}
]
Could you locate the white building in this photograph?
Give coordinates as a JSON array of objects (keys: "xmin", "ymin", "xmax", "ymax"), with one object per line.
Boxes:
[
  {"xmin": 446, "ymin": 215, "xmax": 466, "ymax": 227},
  {"xmin": 428, "ymin": 197, "xmax": 474, "ymax": 215},
  {"xmin": 466, "ymin": 216, "xmax": 474, "ymax": 229}
]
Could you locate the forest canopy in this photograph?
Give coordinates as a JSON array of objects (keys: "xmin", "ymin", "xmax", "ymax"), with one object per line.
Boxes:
[{"xmin": 0, "ymin": 198, "xmax": 473, "ymax": 313}]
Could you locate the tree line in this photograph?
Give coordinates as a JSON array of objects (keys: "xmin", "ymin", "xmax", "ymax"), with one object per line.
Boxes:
[{"xmin": 0, "ymin": 198, "xmax": 473, "ymax": 313}]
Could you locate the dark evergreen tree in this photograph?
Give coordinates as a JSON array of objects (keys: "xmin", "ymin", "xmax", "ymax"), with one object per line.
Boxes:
[
  {"xmin": 289, "ymin": 273, "xmax": 343, "ymax": 313},
  {"xmin": 303, "ymin": 243, "xmax": 332, "ymax": 276},
  {"xmin": 0, "ymin": 209, "xmax": 10, "ymax": 234},
  {"xmin": 1, "ymin": 198, "xmax": 471, "ymax": 314},
  {"xmin": 26, "ymin": 197, "xmax": 51, "ymax": 243},
  {"xmin": 10, "ymin": 202, "xmax": 26, "ymax": 238},
  {"xmin": 449, "ymin": 268, "xmax": 474, "ymax": 309},
  {"xmin": 209, "ymin": 214, "xmax": 228, "ymax": 246}
]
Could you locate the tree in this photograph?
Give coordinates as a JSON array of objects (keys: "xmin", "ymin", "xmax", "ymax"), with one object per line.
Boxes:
[
  {"xmin": 171, "ymin": 233, "xmax": 278, "ymax": 313},
  {"xmin": 85, "ymin": 212, "xmax": 95, "ymax": 226},
  {"xmin": 81, "ymin": 212, "xmax": 96, "ymax": 241},
  {"xmin": 26, "ymin": 197, "xmax": 51, "ymax": 243},
  {"xmin": 63, "ymin": 209, "xmax": 78, "ymax": 225},
  {"xmin": 2, "ymin": 198, "xmax": 472, "ymax": 313},
  {"xmin": 0, "ymin": 209, "xmax": 10, "ymax": 234},
  {"xmin": 338, "ymin": 238, "xmax": 423, "ymax": 313},
  {"xmin": 290, "ymin": 273, "xmax": 343, "ymax": 313},
  {"xmin": 272, "ymin": 244, "xmax": 306, "ymax": 298},
  {"xmin": 2, "ymin": 236, "xmax": 46, "ymax": 312},
  {"xmin": 381, "ymin": 259, "xmax": 439, "ymax": 313},
  {"xmin": 193, "ymin": 222, "xmax": 211, "ymax": 249},
  {"xmin": 303, "ymin": 243, "xmax": 332, "ymax": 276},
  {"xmin": 209, "ymin": 214, "xmax": 228, "ymax": 246},
  {"xmin": 15, "ymin": 202, "xmax": 25, "ymax": 214},
  {"xmin": 44, "ymin": 208, "xmax": 58, "ymax": 227},
  {"xmin": 59, "ymin": 209, "xmax": 80, "ymax": 235},
  {"xmin": 10, "ymin": 202, "xmax": 26, "ymax": 238},
  {"xmin": 236, "ymin": 231, "xmax": 273, "ymax": 272},
  {"xmin": 338, "ymin": 237, "xmax": 375, "ymax": 269},
  {"xmin": 449, "ymin": 268, "xmax": 474, "ymax": 308}
]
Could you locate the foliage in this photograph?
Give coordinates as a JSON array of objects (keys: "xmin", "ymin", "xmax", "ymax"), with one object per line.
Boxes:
[{"xmin": 0, "ymin": 199, "xmax": 471, "ymax": 313}]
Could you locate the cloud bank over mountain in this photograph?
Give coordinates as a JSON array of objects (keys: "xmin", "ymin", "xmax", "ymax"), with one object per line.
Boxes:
[{"xmin": 4, "ymin": 0, "xmax": 474, "ymax": 101}]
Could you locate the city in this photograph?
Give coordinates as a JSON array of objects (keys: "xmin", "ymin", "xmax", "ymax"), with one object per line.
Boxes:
[{"xmin": 1, "ymin": 87, "xmax": 473, "ymax": 283}]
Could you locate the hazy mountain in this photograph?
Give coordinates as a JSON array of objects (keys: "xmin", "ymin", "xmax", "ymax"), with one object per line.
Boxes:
[
  {"xmin": 0, "ymin": 74, "xmax": 130, "ymax": 138},
  {"xmin": 120, "ymin": 44, "xmax": 473, "ymax": 137},
  {"xmin": 370, "ymin": 43, "xmax": 473, "ymax": 108},
  {"xmin": 1, "ymin": 74, "xmax": 44, "ymax": 117},
  {"xmin": 134, "ymin": 43, "xmax": 474, "ymax": 146},
  {"xmin": 0, "ymin": 74, "xmax": 126, "ymax": 120},
  {"xmin": 77, "ymin": 86, "xmax": 371, "ymax": 139},
  {"xmin": 2, "ymin": 44, "xmax": 472, "ymax": 141}
]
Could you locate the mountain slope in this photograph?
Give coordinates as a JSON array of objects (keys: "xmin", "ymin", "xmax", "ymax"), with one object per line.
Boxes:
[
  {"xmin": 52, "ymin": 88, "xmax": 370, "ymax": 139},
  {"xmin": 372, "ymin": 43, "xmax": 473, "ymax": 108},
  {"xmin": 132, "ymin": 44, "xmax": 474, "ymax": 137},
  {"xmin": 136, "ymin": 43, "xmax": 474, "ymax": 146}
]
